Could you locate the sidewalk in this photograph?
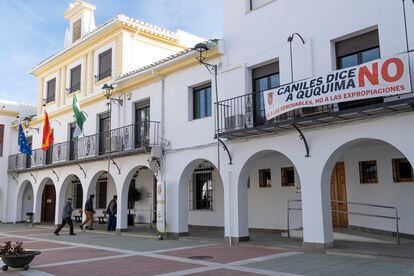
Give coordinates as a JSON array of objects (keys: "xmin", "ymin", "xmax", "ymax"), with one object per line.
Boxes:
[{"xmin": 0, "ymin": 224, "xmax": 413, "ymax": 275}]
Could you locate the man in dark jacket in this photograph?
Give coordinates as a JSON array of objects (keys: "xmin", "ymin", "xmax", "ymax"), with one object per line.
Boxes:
[
  {"xmin": 80, "ymin": 194, "xmax": 95, "ymax": 230},
  {"xmin": 106, "ymin": 195, "xmax": 117, "ymax": 231},
  {"xmin": 54, "ymin": 198, "xmax": 76, "ymax": 236}
]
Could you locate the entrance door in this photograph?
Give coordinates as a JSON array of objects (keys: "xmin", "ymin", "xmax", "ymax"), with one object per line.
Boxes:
[
  {"xmin": 99, "ymin": 113, "xmax": 111, "ymax": 154},
  {"xmin": 135, "ymin": 101, "xmax": 150, "ymax": 148},
  {"xmin": 330, "ymin": 162, "xmax": 348, "ymax": 227},
  {"xmin": 41, "ymin": 185, "xmax": 56, "ymax": 223}
]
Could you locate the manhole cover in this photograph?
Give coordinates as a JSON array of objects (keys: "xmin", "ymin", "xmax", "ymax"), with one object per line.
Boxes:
[{"xmin": 188, "ymin": 256, "xmax": 214, "ymax": 260}]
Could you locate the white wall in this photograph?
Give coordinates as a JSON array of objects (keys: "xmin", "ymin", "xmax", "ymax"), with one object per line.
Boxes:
[
  {"xmin": 343, "ymin": 143, "xmax": 414, "ymax": 235},
  {"xmin": 247, "ymin": 154, "xmax": 301, "ymax": 230},
  {"xmin": 188, "ymin": 168, "xmax": 224, "ymax": 227},
  {"xmin": 133, "ymin": 168, "xmax": 155, "ymax": 224}
]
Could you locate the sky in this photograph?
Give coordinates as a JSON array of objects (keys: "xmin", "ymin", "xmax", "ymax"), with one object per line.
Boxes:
[{"xmin": 0, "ymin": 0, "xmax": 222, "ymax": 104}]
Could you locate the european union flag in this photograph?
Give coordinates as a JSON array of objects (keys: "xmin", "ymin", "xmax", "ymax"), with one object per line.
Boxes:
[{"xmin": 18, "ymin": 124, "xmax": 32, "ymax": 155}]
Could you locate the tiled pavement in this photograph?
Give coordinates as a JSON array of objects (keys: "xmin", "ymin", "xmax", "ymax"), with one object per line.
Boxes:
[{"xmin": 0, "ymin": 225, "xmax": 413, "ymax": 275}]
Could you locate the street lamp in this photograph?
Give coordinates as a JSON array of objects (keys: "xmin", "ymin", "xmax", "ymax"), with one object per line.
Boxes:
[
  {"xmin": 194, "ymin": 42, "xmax": 230, "ymax": 244},
  {"xmin": 102, "ymin": 84, "xmax": 123, "ymax": 106},
  {"xmin": 287, "ymin": 33, "xmax": 306, "ymax": 83},
  {"xmin": 193, "ymin": 42, "xmax": 220, "ymax": 172},
  {"xmin": 102, "ymin": 83, "xmax": 123, "ymax": 176}
]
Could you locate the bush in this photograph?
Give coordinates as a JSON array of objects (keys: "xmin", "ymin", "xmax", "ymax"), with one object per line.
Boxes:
[{"xmin": 0, "ymin": 241, "xmax": 25, "ymax": 256}]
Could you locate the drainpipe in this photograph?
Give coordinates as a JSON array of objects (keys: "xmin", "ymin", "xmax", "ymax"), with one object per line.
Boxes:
[{"xmin": 152, "ymin": 70, "xmax": 166, "ymax": 234}]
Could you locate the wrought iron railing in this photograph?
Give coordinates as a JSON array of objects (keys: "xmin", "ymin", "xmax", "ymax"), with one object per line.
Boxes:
[
  {"xmin": 8, "ymin": 121, "xmax": 160, "ymax": 172},
  {"xmin": 217, "ymin": 91, "xmax": 414, "ymax": 135}
]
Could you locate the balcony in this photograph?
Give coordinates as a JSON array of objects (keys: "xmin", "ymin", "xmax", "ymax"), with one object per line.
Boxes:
[
  {"xmin": 217, "ymin": 91, "xmax": 414, "ymax": 139},
  {"xmin": 8, "ymin": 121, "xmax": 160, "ymax": 173}
]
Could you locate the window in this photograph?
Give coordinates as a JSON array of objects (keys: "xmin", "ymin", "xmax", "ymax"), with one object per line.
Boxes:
[
  {"xmin": 359, "ymin": 160, "xmax": 378, "ymax": 184},
  {"xmin": 96, "ymin": 174, "xmax": 108, "ymax": 209},
  {"xmin": 252, "ymin": 62, "xmax": 280, "ymax": 125},
  {"xmin": 0, "ymin": 124, "xmax": 3, "ymax": 157},
  {"xmin": 97, "ymin": 49, "xmax": 112, "ymax": 81},
  {"xmin": 392, "ymin": 158, "xmax": 414, "ymax": 182},
  {"xmin": 46, "ymin": 78, "xmax": 56, "ymax": 103},
  {"xmin": 336, "ymin": 30, "xmax": 382, "ymax": 110},
  {"xmin": 249, "ymin": 0, "xmax": 275, "ymax": 10},
  {"xmin": 193, "ymin": 84, "xmax": 212, "ymax": 120},
  {"xmin": 72, "ymin": 178, "xmax": 83, "ymax": 209},
  {"xmin": 191, "ymin": 168, "xmax": 213, "ymax": 210},
  {"xmin": 281, "ymin": 167, "xmax": 295, "ymax": 187},
  {"xmin": 72, "ymin": 19, "xmax": 82, "ymax": 43},
  {"xmin": 69, "ymin": 65, "xmax": 81, "ymax": 93},
  {"xmin": 259, "ymin": 169, "xmax": 272, "ymax": 188}
]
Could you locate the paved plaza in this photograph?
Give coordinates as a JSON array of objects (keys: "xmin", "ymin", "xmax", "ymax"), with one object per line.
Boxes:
[{"xmin": 0, "ymin": 225, "xmax": 412, "ymax": 275}]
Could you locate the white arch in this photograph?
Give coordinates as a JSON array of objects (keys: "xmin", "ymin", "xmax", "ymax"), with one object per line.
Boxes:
[
  {"xmin": 177, "ymin": 158, "xmax": 224, "ymax": 236},
  {"xmin": 15, "ymin": 180, "xmax": 34, "ymax": 222},
  {"xmin": 56, "ymin": 174, "xmax": 83, "ymax": 223},
  {"xmin": 236, "ymin": 149, "xmax": 302, "ymax": 240},
  {"xmin": 33, "ymin": 177, "xmax": 56, "ymax": 223}
]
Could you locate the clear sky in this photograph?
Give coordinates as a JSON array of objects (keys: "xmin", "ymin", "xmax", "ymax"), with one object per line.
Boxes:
[{"xmin": 0, "ymin": 0, "xmax": 222, "ymax": 104}]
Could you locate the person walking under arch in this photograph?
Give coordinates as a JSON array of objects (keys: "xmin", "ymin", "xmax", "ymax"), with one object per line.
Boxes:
[
  {"xmin": 106, "ymin": 195, "xmax": 117, "ymax": 231},
  {"xmin": 80, "ymin": 194, "xmax": 95, "ymax": 230},
  {"xmin": 54, "ymin": 198, "xmax": 76, "ymax": 236}
]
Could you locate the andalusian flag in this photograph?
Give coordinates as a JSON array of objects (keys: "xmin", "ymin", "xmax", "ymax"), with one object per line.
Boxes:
[
  {"xmin": 41, "ymin": 111, "xmax": 54, "ymax": 151},
  {"xmin": 72, "ymin": 93, "xmax": 86, "ymax": 138}
]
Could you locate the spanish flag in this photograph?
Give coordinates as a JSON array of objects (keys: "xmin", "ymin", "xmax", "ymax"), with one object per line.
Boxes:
[{"xmin": 42, "ymin": 111, "xmax": 54, "ymax": 151}]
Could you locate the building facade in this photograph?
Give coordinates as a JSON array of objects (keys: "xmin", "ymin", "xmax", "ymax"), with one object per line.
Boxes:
[{"xmin": 2, "ymin": 0, "xmax": 414, "ymax": 252}]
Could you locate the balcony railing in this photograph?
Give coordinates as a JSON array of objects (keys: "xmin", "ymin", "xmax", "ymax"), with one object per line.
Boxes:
[
  {"xmin": 8, "ymin": 121, "xmax": 160, "ymax": 172},
  {"xmin": 217, "ymin": 91, "xmax": 414, "ymax": 139}
]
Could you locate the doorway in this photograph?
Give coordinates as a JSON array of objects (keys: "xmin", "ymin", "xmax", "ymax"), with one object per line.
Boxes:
[
  {"xmin": 135, "ymin": 100, "xmax": 150, "ymax": 148},
  {"xmin": 330, "ymin": 162, "xmax": 348, "ymax": 227},
  {"xmin": 41, "ymin": 184, "xmax": 56, "ymax": 223}
]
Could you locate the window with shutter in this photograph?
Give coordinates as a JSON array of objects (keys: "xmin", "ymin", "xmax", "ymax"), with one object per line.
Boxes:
[
  {"xmin": 46, "ymin": 78, "xmax": 56, "ymax": 103},
  {"xmin": 0, "ymin": 124, "xmax": 4, "ymax": 157},
  {"xmin": 98, "ymin": 49, "xmax": 112, "ymax": 81},
  {"xmin": 72, "ymin": 19, "xmax": 82, "ymax": 43},
  {"xmin": 69, "ymin": 65, "xmax": 81, "ymax": 93}
]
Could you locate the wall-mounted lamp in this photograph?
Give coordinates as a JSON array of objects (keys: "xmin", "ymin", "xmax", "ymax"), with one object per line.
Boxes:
[
  {"xmin": 102, "ymin": 84, "xmax": 123, "ymax": 106},
  {"xmin": 287, "ymin": 33, "xmax": 306, "ymax": 83}
]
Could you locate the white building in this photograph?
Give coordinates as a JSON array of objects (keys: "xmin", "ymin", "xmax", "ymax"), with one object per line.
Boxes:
[
  {"xmin": 2, "ymin": 0, "xmax": 414, "ymax": 253},
  {"xmin": 0, "ymin": 100, "xmax": 36, "ymax": 223}
]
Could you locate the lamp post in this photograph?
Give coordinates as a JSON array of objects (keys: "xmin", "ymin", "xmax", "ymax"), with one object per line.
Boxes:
[
  {"xmin": 194, "ymin": 42, "xmax": 231, "ymax": 245},
  {"xmin": 193, "ymin": 42, "xmax": 220, "ymax": 173},
  {"xmin": 287, "ymin": 33, "xmax": 306, "ymax": 83},
  {"xmin": 102, "ymin": 84, "xmax": 123, "ymax": 175}
]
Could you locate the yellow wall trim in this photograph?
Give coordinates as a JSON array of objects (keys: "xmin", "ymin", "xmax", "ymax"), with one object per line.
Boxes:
[{"xmin": 0, "ymin": 109, "xmax": 19, "ymax": 117}]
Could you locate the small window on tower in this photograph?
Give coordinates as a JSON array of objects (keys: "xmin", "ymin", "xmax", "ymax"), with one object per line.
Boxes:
[{"xmin": 72, "ymin": 19, "xmax": 82, "ymax": 42}]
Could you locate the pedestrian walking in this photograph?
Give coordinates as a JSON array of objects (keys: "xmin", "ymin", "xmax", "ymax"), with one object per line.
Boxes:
[
  {"xmin": 106, "ymin": 195, "xmax": 117, "ymax": 231},
  {"xmin": 80, "ymin": 194, "xmax": 95, "ymax": 230},
  {"xmin": 54, "ymin": 198, "xmax": 76, "ymax": 236}
]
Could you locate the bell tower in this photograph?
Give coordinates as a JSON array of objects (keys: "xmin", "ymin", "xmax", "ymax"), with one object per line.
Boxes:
[{"xmin": 63, "ymin": 0, "xmax": 96, "ymax": 47}]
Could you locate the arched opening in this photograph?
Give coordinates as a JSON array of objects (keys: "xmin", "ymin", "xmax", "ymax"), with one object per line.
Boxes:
[
  {"xmin": 37, "ymin": 178, "xmax": 56, "ymax": 224},
  {"xmin": 238, "ymin": 150, "xmax": 302, "ymax": 243},
  {"xmin": 121, "ymin": 166, "xmax": 158, "ymax": 232},
  {"xmin": 178, "ymin": 159, "xmax": 224, "ymax": 239},
  {"xmin": 321, "ymin": 138, "xmax": 414, "ymax": 244},
  {"xmin": 59, "ymin": 175, "xmax": 83, "ymax": 223},
  {"xmin": 86, "ymin": 171, "xmax": 116, "ymax": 229},
  {"xmin": 16, "ymin": 181, "xmax": 34, "ymax": 222}
]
